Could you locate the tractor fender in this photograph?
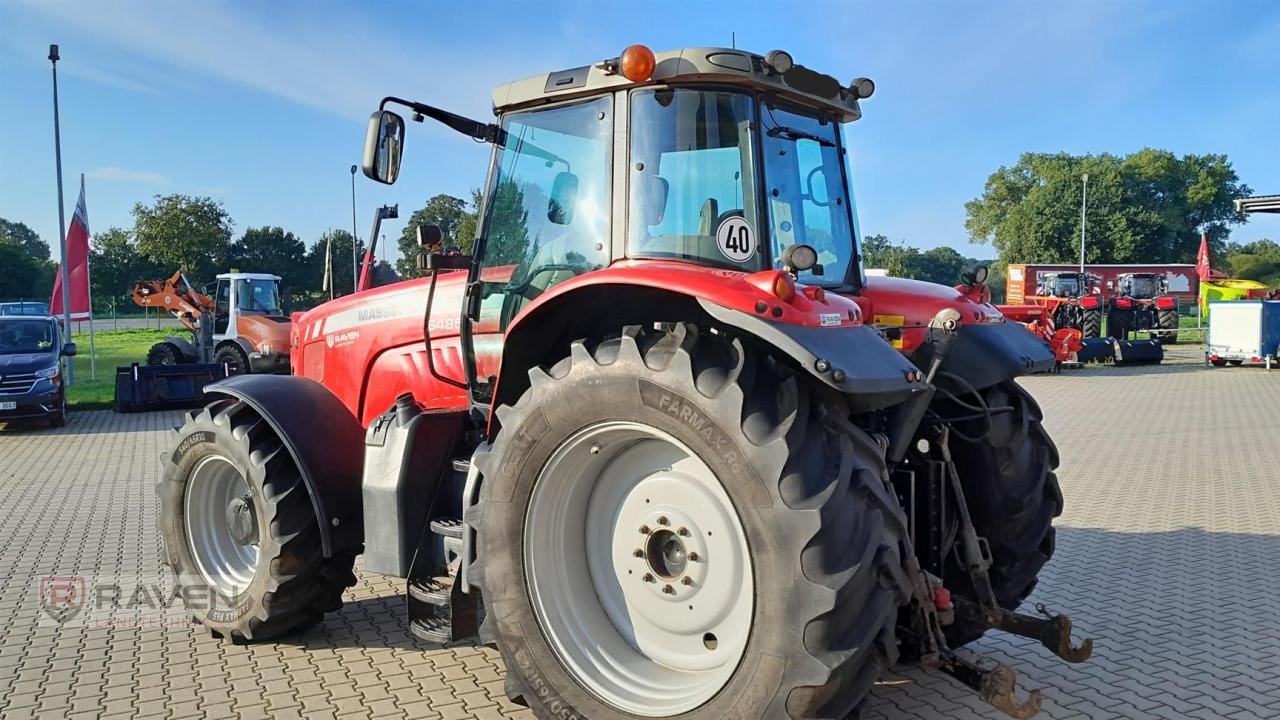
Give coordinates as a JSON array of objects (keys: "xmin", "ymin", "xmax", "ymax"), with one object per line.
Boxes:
[
  {"xmin": 165, "ymin": 335, "xmax": 198, "ymax": 362},
  {"xmin": 204, "ymin": 374, "xmax": 364, "ymax": 557},
  {"xmin": 931, "ymin": 320, "xmax": 1056, "ymax": 391},
  {"xmin": 224, "ymin": 337, "xmax": 257, "ymax": 357},
  {"xmin": 491, "ymin": 273, "xmax": 926, "ymax": 417}
]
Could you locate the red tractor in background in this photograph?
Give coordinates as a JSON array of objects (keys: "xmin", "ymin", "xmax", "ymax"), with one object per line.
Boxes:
[
  {"xmin": 1106, "ymin": 272, "xmax": 1179, "ymax": 343},
  {"xmin": 158, "ymin": 46, "xmax": 1088, "ymax": 719},
  {"xmin": 1029, "ymin": 270, "xmax": 1105, "ymax": 339}
]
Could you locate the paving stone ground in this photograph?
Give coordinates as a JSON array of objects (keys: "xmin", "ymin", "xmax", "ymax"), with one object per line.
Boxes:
[{"xmin": 1, "ymin": 345, "xmax": 1277, "ymax": 719}]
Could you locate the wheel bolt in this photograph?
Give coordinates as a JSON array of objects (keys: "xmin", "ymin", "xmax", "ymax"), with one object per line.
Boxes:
[
  {"xmin": 662, "ymin": 584, "xmax": 675, "ymax": 594},
  {"xmin": 633, "ymin": 549, "xmax": 644, "ymax": 558},
  {"xmin": 657, "ymin": 516, "xmax": 670, "ymax": 526},
  {"xmin": 639, "ymin": 525, "xmax": 650, "ymax": 534},
  {"xmin": 681, "ymin": 576, "xmax": 693, "ymax": 586},
  {"xmin": 643, "ymin": 573, "xmax": 655, "ymax": 583},
  {"xmin": 688, "ymin": 551, "xmax": 700, "ymax": 561},
  {"xmin": 677, "ymin": 526, "xmax": 690, "ymax": 536}
]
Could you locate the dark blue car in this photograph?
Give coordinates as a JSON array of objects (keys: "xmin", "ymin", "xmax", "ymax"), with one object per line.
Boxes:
[{"xmin": 0, "ymin": 315, "xmax": 76, "ymax": 428}]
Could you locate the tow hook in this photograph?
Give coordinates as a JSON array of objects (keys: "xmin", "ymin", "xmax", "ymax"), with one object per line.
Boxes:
[{"xmin": 938, "ymin": 652, "xmax": 1042, "ymax": 720}]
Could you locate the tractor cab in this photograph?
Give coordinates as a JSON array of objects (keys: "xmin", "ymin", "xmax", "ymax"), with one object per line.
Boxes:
[
  {"xmin": 363, "ymin": 45, "xmax": 880, "ymax": 403},
  {"xmin": 1112, "ymin": 272, "xmax": 1165, "ymax": 301},
  {"xmin": 1038, "ymin": 271, "xmax": 1094, "ymax": 299}
]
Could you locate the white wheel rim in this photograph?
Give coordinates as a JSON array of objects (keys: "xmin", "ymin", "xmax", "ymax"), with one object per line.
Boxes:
[
  {"xmin": 184, "ymin": 454, "xmax": 259, "ymax": 596},
  {"xmin": 524, "ymin": 421, "xmax": 753, "ymax": 717}
]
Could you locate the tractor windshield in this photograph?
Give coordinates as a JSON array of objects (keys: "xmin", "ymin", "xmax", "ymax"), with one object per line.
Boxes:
[
  {"xmin": 629, "ymin": 88, "xmax": 761, "ymax": 271},
  {"xmin": 760, "ymin": 101, "xmax": 858, "ymax": 286},
  {"xmin": 1124, "ymin": 275, "xmax": 1160, "ymax": 299},
  {"xmin": 476, "ymin": 95, "xmax": 613, "ymax": 329},
  {"xmin": 235, "ymin": 279, "xmax": 283, "ymax": 315}
]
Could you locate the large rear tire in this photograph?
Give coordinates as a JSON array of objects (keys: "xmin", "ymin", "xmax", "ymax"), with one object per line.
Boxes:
[
  {"xmin": 158, "ymin": 399, "xmax": 357, "ymax": 641},
  {"xmin": 1081, "ymin": 308, "xmax": 1101, "ymax": 339},
  {"xmin": 469, "ymin": 323, "xmax": 911, "ymax": 719},
  {"xmin": 1157, "ymin": 309, "xmax": 1179, "ymax": 344},
  {"xmin": 940, "ymin": 381, "xmax": 1062, "ymax": 648}
]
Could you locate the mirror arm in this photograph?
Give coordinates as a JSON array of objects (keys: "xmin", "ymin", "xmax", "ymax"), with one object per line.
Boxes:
[{"xmin": 380, "ymin": 96, "xmax": 505, "ymax": 145}]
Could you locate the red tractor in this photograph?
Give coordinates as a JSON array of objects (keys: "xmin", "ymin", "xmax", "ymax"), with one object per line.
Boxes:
[
  {"xmin": 1106, "ymin": 272, "xmax": 1179, "ymax": 343},
  {"xmin": 1027, "ymin": 270, "xmax": 1105, "ymax": 339},
  {"xmin": 158, "ymin": 46, "xmax": 1088, "ymax": 718}
]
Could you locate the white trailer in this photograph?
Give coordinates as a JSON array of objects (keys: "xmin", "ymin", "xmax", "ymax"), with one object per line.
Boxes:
[{"xmin": 1206, "ymin": 300, "xmax": 1280, "ymax": 370}]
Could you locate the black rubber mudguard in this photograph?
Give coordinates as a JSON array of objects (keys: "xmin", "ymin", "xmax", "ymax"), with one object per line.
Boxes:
[
  {"xmin": 205, "ymin": 374, "xmax": 365, "ymax": 557},
  {"xmin": 1077, "ymin": 337, "xmax": 1115, "ymax": 364},
  {"xmin": 696, "ymin": 299, "xmax": 928, "ymax": 413},
  {"xmin": 1113, "ymin": 339, "xmax": 1164, "ymax": 365},
  {"xmin": 935, "ymin": 321, "xmax": 1056, "ymax": 391}
]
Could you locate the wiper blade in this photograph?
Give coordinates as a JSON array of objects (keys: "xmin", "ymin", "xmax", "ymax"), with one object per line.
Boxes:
[{"xmin": 766, "ymin": 125, "xmax": 836, "ymax": 147}]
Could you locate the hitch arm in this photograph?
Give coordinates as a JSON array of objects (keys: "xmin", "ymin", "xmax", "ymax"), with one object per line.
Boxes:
[{"xmin": 955, "ymin": 598, "xmax": 1094, "ymax": 663}]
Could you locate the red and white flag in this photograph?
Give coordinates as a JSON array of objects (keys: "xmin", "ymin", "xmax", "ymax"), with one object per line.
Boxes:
[
  {"xmin": 1195, "ymin": 232, "xmax": 1211, "ymax": 282},
  {"xmin": 50, "ymin": 177, "xmax": 93, "ymax": 320}
]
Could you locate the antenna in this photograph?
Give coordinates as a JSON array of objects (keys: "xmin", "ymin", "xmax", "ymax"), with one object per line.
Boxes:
[{"xmin": 731, "ymin": 32, "xmax": 736, "ymax": 49}]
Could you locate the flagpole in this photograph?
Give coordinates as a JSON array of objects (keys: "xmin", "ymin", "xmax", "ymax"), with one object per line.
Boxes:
[
  {"xmin": 81, "ymin": 174, "xmax": 97, "ymax": 380},
  {"xmin": 50, "ymin": 44, "xmax": 73, "ymax": 385}
]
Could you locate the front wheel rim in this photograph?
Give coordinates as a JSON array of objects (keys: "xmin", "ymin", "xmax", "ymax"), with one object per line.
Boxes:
[
  {"xmin": 184, "ymin": 454, "xmax": 260, "ymax": 596},
  {"xmin": 524, "ymin": 421, "xmax": 754, "ymax": 717}
]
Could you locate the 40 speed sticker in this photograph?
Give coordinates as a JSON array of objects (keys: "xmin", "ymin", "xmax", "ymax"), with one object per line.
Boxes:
[{"xmin": 715, "ymin": 216, "xmax": 755, "ymax": 263}]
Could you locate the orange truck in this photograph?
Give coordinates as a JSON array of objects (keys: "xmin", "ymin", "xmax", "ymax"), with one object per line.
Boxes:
[{"xmin": 130, "ymin": 269, "xmax": 291, "ymax": 374}]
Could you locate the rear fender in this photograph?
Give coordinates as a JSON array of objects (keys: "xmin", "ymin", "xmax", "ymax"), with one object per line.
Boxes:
[
  {"xmin": 165, "ymin": 336, "xmax": 198, "ymax": 362},
  {"xmin": 491, "ymin": 266, "xmax": 926, "ymax": 418},
  {"xmin": 205, "ymin": 375, "xmax": 365, "ymax": 557}
]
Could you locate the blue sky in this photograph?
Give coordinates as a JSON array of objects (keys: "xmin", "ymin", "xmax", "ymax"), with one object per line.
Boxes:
[{"xmin": 2, "ymin": 0, "xmax": 1278, "ymax": 267}]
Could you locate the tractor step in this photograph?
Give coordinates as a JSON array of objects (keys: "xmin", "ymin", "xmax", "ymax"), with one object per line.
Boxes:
[
  {"xmin": 451, "ymin": 457, "xmax": 471, "ymax": 473},
  {"xmin": 408, "ymin": 576, "xmax": 452, "ymax": 607},
  {"xmin": 430, "ymin": 517, "xmax": 464, "ymax": 539},
  {"xmin": 409, "ymin": 613, "xmax": 453, "ymax": 644}
]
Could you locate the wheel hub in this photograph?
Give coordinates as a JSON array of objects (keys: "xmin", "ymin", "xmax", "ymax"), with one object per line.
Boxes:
[
  {"xmin": 225, "ymin": 495, "xmax": 258, "ymax": 546},
  {"xmin": 645, "ymin": 528, "xmax": 687, "ymax": 580}
]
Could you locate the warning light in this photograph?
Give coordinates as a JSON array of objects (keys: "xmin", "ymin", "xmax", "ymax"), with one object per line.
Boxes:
[
  {"xmin": 620, "ymin": 44, "xmax": 656, "ymax": 82},
  {"xmin": 772, "ymin": 271, "xmax": 796, "ymax": 302}
]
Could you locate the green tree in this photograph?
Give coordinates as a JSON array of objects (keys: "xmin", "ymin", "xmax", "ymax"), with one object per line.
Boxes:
[
  {"xmin": 965, "ymin": 150, "xmax": 1251, "ymax": 266},
  {"xmin": 305, "ymin": 230, "xmax": 366, "ymax": 298},
  {"xmin": 396, "ymin": 194, "xmax": 472, "ymax": 278},
  {"xmin": 904, "ymin": 246, "xmax": 967, "ymax": 286},
  {"xmin": 89, "ymin": 227, "xmax": 162, "ymax": 310},
  {"xmin": 1223, "ymin": 238, "xmax": 1280, "ymax": 287},
  {"xmin": 132, "ymin": 194, "xmax": 234, "ymax": 282},
  {"xmin": 0, "ymin": 234, "xmax": 56, "ymax": 300},
  {"xmin": 229, "ymin": 226, "xmax": 307, "ymax": 302},
  {"xmin": 861, "ymin": 233, "xmax": 911, "ymax": 277},
  {"xmin": 0, "ymin": 218, "xmax": 51, "ymax": 261}
]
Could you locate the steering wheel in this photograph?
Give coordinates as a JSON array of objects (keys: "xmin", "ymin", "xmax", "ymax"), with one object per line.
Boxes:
[{"xmin": 498, "ymin": 263, "xmax": 586, "ymax": 301}]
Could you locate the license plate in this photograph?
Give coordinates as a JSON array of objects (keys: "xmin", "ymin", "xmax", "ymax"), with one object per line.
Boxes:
[{"xmin": 0, "ymin": 402, "xmax": 16, "ymax": 411}]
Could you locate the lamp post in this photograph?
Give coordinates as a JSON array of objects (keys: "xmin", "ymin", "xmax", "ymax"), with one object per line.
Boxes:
[
  {"xmin": 1079, "ymin": 173, "xmax": 1089, "ymax": 273},
  {"xmin": 350, "ymin": 165, "xmax": 359, "ymax": 292},
  {"xmin": 50, "ymin": 44, "xmax": 73, "ymax": 384}
]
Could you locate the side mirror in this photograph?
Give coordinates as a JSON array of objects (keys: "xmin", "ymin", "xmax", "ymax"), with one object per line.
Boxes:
[
  {"xmin": 62, "ymin": 342, "xmax": 77, "ymax": 357},
  {"xmin": 362, "ymin": 110, "xmax": 406, "ymax": 184},
  {"xmin": 548, "ymin": 171, "xmax": 579, "ymax": 225}
]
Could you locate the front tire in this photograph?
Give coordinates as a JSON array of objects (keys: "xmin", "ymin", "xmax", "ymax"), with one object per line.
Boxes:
[
  {"xmin": 470, "ymin": 323, "xmax": 911, "ymax": 719},
  {"xmin": 941, "ymin": 381, "xmax": 1062, "ymax": 648},
  {"xmin": 147, "ymin": 341, "xmax": 184, "ymax": 366},
  {"xmin": 213, "ymin": 344, "xmax": 249, "ymax": 375},
  {"xmin": 158, "ymin": 399, "xmax": 356, "ymax": 641}
]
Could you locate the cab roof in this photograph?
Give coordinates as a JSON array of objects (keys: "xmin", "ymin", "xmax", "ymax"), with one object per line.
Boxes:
[
  {"xmin": 492, "ymin": 46, "xmax": 865, "ymax": 122},
  {"xmin": 216, "ymin": 273, "xmax": 281, "ymax": 281}
]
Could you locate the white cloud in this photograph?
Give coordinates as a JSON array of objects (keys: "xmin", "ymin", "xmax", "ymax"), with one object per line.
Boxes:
[
  {"xmin": 10, "ymin": 0, "xmax": 569, "ymax": 123},
  {"xmin": 85, "ymin": 166, "xmax": 171, "ymax": 185}
]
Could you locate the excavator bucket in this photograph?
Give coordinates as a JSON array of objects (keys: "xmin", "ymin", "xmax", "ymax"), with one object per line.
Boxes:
[{"xmin": 113, "ymin": 362, "xmax": 234, "ymax": 413}]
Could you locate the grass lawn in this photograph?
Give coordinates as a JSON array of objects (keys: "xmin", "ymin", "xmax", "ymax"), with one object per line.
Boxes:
[{"xmin": 65, "ymin": 328, "xmax": 174, "ymax": 408}]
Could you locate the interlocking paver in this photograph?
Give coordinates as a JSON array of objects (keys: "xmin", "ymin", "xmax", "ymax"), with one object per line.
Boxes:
[{"xmin": 1, "ymin": 345, "xmax": 1277, "ymax": 718}]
